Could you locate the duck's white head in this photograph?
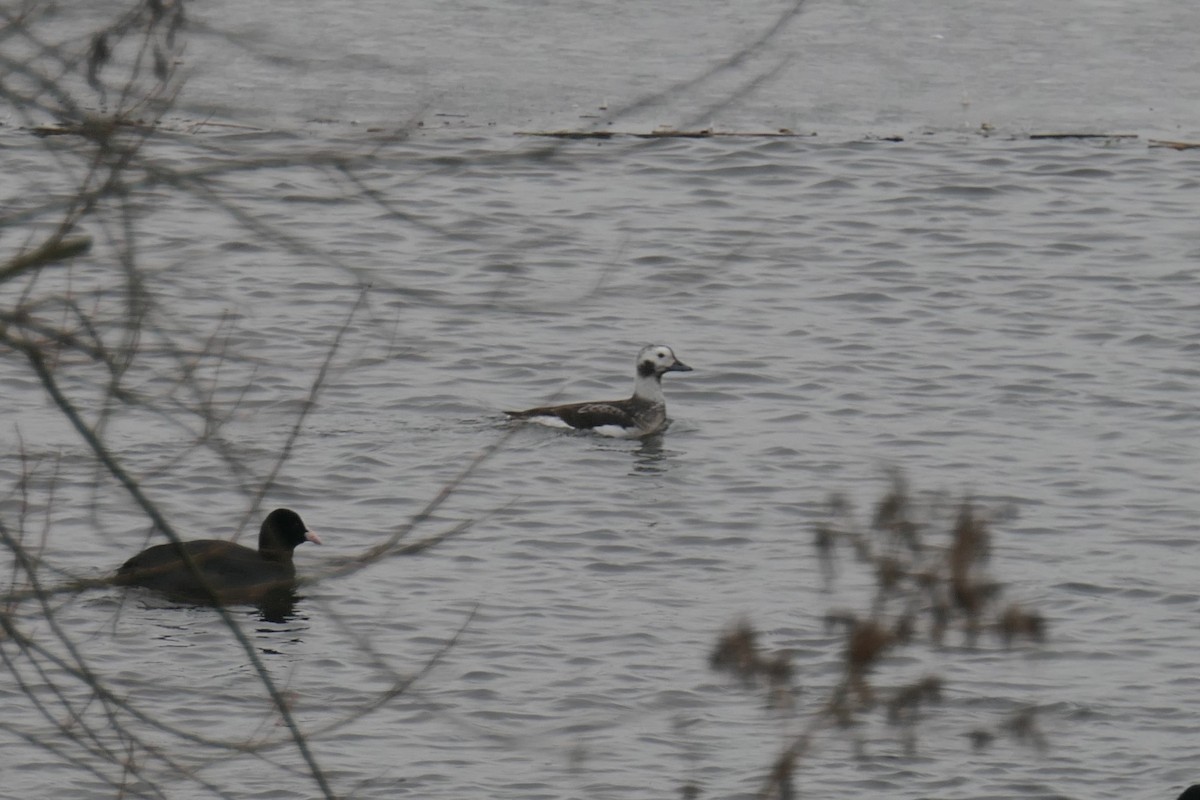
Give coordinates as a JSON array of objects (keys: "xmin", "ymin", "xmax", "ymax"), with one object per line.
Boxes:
[{"xmin": 635, "ymin": 345, "xmax": 692, "ymax": 380}]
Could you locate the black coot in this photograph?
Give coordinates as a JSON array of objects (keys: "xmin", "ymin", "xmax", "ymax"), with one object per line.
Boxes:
[{"xmin": 116, "ymin": 508, "xmax": 321, "ymax": 606}]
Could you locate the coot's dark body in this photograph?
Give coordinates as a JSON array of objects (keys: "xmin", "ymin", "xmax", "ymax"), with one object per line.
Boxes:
[{"xmin": 116, "ymin": 508, "xmax": 320, "ymax": 606}]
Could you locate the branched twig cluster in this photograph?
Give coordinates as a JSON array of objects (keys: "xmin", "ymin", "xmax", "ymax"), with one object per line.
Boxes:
[
  {"xmin": 710, "ymin": 620, "xmax": 794, "ymax": 710},
  {"xmin": 709, "ymin": 473, "xmax": 1048, "ymax": 799},
  {"xmin": 1, "ymin": 4, "xmax": 489, "ymax": 796}
]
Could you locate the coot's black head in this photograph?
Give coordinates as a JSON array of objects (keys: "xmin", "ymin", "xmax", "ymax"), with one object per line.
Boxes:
[
  {"xmin": 636, "ymin": 345, "xmax": 693, "ymax": 379},
  {"xmin": 1177, "ymin": 786, "xmax": 1200, "ymax": 800},
  {"xmin": 259, "ymin": 508, "xmax": 322, "ymax": 554}
]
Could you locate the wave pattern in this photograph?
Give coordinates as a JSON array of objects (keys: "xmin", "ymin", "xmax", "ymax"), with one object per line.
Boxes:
[{"xmin": 4, "ymin": 127, "xmax": 1199, "ymax": 799}]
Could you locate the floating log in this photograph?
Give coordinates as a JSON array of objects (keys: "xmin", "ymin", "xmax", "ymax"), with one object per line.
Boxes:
[
  {"xmin": 1148, "ymin": 139, "xmax": 1200, "ymax": 150},
  {"xmin": 1028, "ymin": 132, "xmax": 1138, "ymax": 140},
  {"xmin": 29, "ymin": 117, "xmax": 153, "ymax": 138},
  {"xmin": 515, "ymin": 128, "xmax": 816, "ymax": 140}
]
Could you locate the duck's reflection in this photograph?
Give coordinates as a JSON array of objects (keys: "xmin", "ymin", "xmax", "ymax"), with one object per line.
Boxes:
[{"xmin": 632, "ymin": 433, "xmax": 668, "ymax": 474}]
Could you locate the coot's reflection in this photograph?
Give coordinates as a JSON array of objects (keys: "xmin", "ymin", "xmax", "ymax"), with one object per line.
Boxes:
[{"xmin": 257, "ymin": 586, "xmax": 300, "ymax": 623}]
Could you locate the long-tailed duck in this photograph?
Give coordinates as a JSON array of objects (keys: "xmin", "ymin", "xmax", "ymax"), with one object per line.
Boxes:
[{"xmin": 506, "ymin": 344, "xmax": 693, "ymax": 437}]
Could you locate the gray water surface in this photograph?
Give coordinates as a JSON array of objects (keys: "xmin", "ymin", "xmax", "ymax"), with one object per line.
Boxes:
[{"xmin": 2, "ymin": 1, "xmax": 1200, "ymax": 799}]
